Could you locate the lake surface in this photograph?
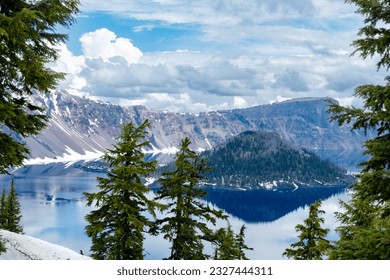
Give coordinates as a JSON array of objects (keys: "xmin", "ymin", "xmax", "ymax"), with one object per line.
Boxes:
[{"xmin": 0, "ymin": 172, "xmax": 350, "ymax": 259}]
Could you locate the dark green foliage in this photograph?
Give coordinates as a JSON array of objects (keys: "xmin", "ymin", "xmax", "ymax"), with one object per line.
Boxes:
[
  {"xmin": 327, "ymin": 0, "xmax": 390, "ymax": 260},
  {"xmin": 84, "ymin": 120, "xmax": 164, "ymax": 260},
  {"xmin": 0, "ymin": 180, "xmax": 23, "ymax": 234},
  {"xmin": 213, "ymin": 224, "xmax": 253, "ymax": 260},
  {"xmin": 0, "ymin": 235, "xmax": 5, "ymax": 254},
  {"xmin": 329, "ymin": 191, "xmax": 390, "ymax": 259},
  {"xmin": 155, "ymin": 137, "xmax": 227, "ymax": 260},
  {"xmin": 202, "ymin": 131, "xmax": 352, "ymax": 187},
  {"xmin": 283, "ymin": 200, "xmax": 331, "ymax": 260},
  {"xmin": 0, "ymin": 189, "xmax": 6, "ymax": 254},
  {"xmin": 0, "ymin": 0, "xmax": 79, "ymax": 173},
  {"xmin": 346, "ymin": 0, "xmax": 390, "ymax": 70},
  {"xmin": 329, "ymin": 79, "xmax": 390, "ymax": 203},
  {"xmin": 0, "ymin": 189, "xmax": 6, "ymax": 227}
]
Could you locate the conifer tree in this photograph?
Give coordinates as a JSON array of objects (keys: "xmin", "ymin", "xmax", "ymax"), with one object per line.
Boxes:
[
  {"xmin": 236, "ymin": 225, "xmax": 253, "ymax": 260},
  {"xmin": 1, "ymin": 180, "xmax": 23, "ymax": 234},
  {"xmin": 0, "ymin": 189, "xmax": 6, "ymax": 254},
  {"xmin": 0, "ymin": 0, "xmax": 79, "ymax": 173},
  {"xmin": 84, "ymin": 120, "xmax": 163, "ymax": 260},
  {"xmin": 328, "ymin": 0, "xmax": 390, "ymax": 259},
  {"xmin": 0, "ymin": 235, "xmax": 5, "ymax": 254},
  {"xmin": 155, "ymin": 137, "xmax": 227, "ymax": 260},
  {"xmin": 0, "ymin": 189, "xmax": 6, "ymax": 227},
  {"xmin": 328, "ymin": 191, "xmax": 389, "ymax": 259},
  {"xmin": 213, "ymin": 224, "xmax": 252, "ymax": 260},
  {"xmin": 213, "ymin": 224, "xmax": 238, "ymax": 260},
  {"xmin": 283, "ymin": 200, "xmax": 331, "ymax": 260}
]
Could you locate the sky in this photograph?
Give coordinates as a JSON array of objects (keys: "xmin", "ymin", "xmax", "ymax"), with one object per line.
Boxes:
[{"xmin": 51, "ymin": 0, "xmax": 386, "ymax": 113}]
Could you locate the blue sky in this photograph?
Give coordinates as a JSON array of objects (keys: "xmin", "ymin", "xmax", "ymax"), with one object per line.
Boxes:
[{"xmin": 52, "ymin": 0, "xmax": 385, "ymax": 112}]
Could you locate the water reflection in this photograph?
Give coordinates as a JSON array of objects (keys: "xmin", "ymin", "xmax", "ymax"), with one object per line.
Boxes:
[
  {"xmin": 0, "ymin": 174, "xmax": 97, "ymax": 255},
  {"xmin": 204, "ymin": 186, "xmax": 346, "ymax": 223},
  {"xmin": 0, "ymin": 174, "xmax": 350, "ymax": 259}
]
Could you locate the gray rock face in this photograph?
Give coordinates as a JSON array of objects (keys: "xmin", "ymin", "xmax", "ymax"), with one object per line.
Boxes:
[{"xmin": 21, "ymin": 91, "xmax": 369, "ymax": 168}]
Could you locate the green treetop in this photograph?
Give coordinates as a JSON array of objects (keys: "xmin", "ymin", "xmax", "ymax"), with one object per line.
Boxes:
[
  {"xmin": 283, "ymin": 200, "xmax": 331, "ymax": 260},
  {"xmin": 0, "ymin": 0, "xmax": 79, "ymax": 173},
  {"xmin": 0, "ymin": 189, "xmax": 6, "ymax": 227},
  {"xmin": 0, "ymin": 189, "xmax": 6, "ymax": 254},
  {"xmin": 155, "ymin": 137, "xmax": 227, "ymax": 260},
  {"xmin": 84, "ymin": 120, "xmax": 164, "ymax": 260},
  {"xmin": 213, "ymin": 224, "xmax": 253, "ymax": 260},
  {"xmin": 0, "ymin": 180, "xmax": 23, "ymax": 234}
]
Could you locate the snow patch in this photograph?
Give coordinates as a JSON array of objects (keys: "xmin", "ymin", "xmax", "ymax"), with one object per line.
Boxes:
[
  {"xmin": 143, "ymin": 144, "xmax": 179, "ymax": 157},
  {"xmin": 24, "ymin": 146, "xmax": 104, "ymax": 166},
  {"xmin": 144, "ymin": 177, "xmax": 157, "ymax": 186},
  {"xmin": 88, "ymin": 118, "xmax": 99, "ymax": 127},
  {"xmin": 205, "ymin": 138, "xmax": 213, "ymax": 149},
  {"xmin": 65, "ymin": 106, "xmax": 71, "ymax": 116},
  {"xmin": 51, "ymin": 92, "xmax": 61, "ymax": 116},
  {"xmin": 292, "ymin": 182, "xmax": 299, "ymax": 192},
  {"xmin": 0, "ymin": 230, "xmax": 90, "ymax": 260}
]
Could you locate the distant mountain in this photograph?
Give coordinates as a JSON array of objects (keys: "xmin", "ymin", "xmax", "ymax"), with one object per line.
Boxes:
[
  {"xmin": 201, "ymin": 131, "xmax": 354, "ymax": 189},
  {"xmin": 6, "ymin": 91, "xmax": 371, "ymax": 173}
]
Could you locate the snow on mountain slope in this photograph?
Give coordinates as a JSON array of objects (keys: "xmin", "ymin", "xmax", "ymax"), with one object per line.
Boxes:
[{"xmin": 0, "ymin": 230, "xmax": 90, "ymax": 260}]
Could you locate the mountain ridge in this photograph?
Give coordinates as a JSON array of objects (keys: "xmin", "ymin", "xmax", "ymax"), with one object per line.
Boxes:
[{"xmin": 6, "ymin": 91, "xmax": 371, "ymax": 171}]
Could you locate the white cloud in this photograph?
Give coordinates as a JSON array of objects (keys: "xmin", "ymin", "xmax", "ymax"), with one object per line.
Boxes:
[
  {"xmin": 335, "ymin": 96, "xmax": 364, "ymax": 108},
  {"xmin": 80, "ymin": 28, "xmax": 143, "ymax": 65},
  {"xmin": 52, "ymin": 25, "xmax": 380, "ymax": 112},
  {"xmin": 56, "ymin": 0, "xmax": 385, "ymax": 115},
  {"xmin": 52, "ymin": 43, "xmax": 86, "ymax": 74},
  {"xmin": 49, "ymin": 44, "xmax": 87, "ymax": 96},
  {"xmin": 269, "ymin": 95, "xmax": 292, "ymax": 104},
  {"xmin": 132, "ymin": 25, "xmax": 154, "ymax": 33},
  {"xmin": 81, "ymin": 0, "xmax": 321, "ymax": 26},
  {"xmin": 233, "ymin": 96, "xmax": 248, "ymax": 108},
  {"xmin": 272, "ymin": 69, "xmax": 309, "ymax": 92}
]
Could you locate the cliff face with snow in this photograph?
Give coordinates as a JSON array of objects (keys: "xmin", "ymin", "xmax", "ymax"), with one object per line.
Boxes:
[{"xmin": 17, "ymin": 91, "xmax": 370, "ymax": 169}]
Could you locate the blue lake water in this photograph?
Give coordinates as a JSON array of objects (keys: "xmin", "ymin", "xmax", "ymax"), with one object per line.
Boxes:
[{"xmin": 0, "ymin": 173, "xmax": 349, "ymax": 259}]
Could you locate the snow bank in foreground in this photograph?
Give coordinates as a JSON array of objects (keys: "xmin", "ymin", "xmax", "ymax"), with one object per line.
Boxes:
[{"xmin": 0, "ymin": 230, "xmax": 90, "ymax": 260}]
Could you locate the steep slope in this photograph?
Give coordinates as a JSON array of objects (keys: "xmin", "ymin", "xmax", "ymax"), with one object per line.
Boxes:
[
  {"xmin": 201, "ymin": 131, "xmax": 354, "ymax": 188},
  {"xmin": 0, "ymin": 229, "xmax": 90, "ymax": 260},
  {"xmin": 13, "ymin": 91, "xmax": 371, "ymax": 169}
]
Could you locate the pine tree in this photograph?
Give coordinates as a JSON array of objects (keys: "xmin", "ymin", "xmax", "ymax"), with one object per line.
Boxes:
[
  {"xmin": 214, "ymin": 223, "xmax": 238, "ymax": 260},
  {"xmin": 0, "ymin": 0, "xmax": 79, "ymax": 173},
  {"xmin": 328, "ymin": 0, "xmax": 390, "ymax": 259},
  {"xmin": 213, "ymin": 224, "xmax": 252, "ymax": 260},
  {"xmin": 0, "ymin": 189, "xmax": 6, "ymax": 227},
  {"xmin": 328, "ymin": 191, "xmax": 390, "ymax": 259},
  {"xmin": 283, "ymin": 200, "xmax": 331, "ymax": 260},
  {"xmin": 84, "ymin": 120, "xmax": 164, "ymax": 260},
  {"xmin": 236, "ymin": 225, "xmax": 253, "ymax": 260},
  {"xmin": 0, "ymin": 189, "xmax": 6, "ymax": 254},
  {"xmin": 2, "ymin": 180, "xmax": 23, "ymax": 234},
  {"xmin": 155, "ymin": 137, "xmax": 227, "ymax": 260},
  {"xmin": 0, "ymin": 235, "xmax": 5, "ymax": 254}
]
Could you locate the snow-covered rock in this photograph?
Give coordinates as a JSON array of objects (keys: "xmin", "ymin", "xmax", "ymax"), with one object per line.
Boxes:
[{"xmin": 0, "ymin": 230, "xmax": 90, "ymax": 260}]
